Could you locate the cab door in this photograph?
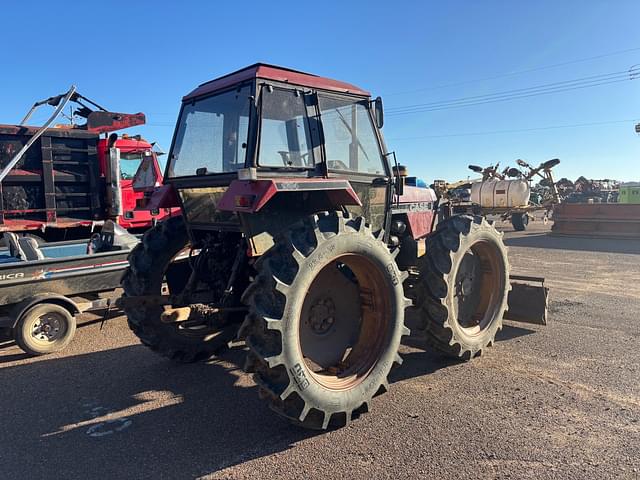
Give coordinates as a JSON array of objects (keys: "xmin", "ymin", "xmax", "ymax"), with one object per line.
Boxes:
[{"xmin": 317, "ymin": 94, "xmax": 390, "ymax": 231}]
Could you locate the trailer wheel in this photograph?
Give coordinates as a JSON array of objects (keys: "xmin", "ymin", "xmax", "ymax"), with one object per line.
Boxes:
[
  {"xmin": 240, "ymin": 212, "xmax": 411, "ymax": 429},
  {"xmin": 511, "ymin": 213, "xmax": 528, "ymax": 231},
  {"xmin": 122, "ymin": 215, "xmax": 239, "ymax": 363},
  {"xmin": 413, "ymin": 215, "xmax": 509, "ymax": 360},
  {"xmin": 14, "ymin": 303, "xmax": 76, "ymax": 356}
]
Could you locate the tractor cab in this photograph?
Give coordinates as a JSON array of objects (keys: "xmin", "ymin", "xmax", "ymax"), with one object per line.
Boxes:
[{"xmin": 147, "ymin": 64, "xmax": 416, "ymax": 253}]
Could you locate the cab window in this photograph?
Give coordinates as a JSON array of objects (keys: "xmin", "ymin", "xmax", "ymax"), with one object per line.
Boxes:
[
  {"xmin": 258, "ymin": 87, "xmax": 313, "ymax": 168},
  {"xmin": 318, "ymin": 96, "xmax": 385, "ymax": 175}
]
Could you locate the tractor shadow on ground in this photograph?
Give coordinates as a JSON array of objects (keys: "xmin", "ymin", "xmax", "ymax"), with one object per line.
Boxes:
[
  {"xmin": 394, "ymin": 323, "xmax": 535, "ymax": 383},
  {"xmin": 0, "ymin": 344, "xmax": 320, "ymax": 479},
  {"xmin": 0, "ymin": 319, "xmax": 538, "ymax": 478},
  {"xmin": 503, "ymin": 232, "xmax": 640, "ymax": 255},
  {"xmin": 495, "ymin": 323, "xmax": 537, "ymax": 341}
]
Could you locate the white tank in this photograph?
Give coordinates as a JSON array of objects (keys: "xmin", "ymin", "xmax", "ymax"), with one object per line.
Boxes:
[{"xmin": 470, "ymin": 179, "xmax": 530, "ymax": 208}]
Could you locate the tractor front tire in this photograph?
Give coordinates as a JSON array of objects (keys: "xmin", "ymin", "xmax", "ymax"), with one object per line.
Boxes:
[
  {"xmin": 240, "ymin": 212, "xmax": 411, "ymax": 430},
  {"xmin": 122, "ymin": 215, "xmax": 236, "ymax": 363},
  {"xmin": 413, "ymin": 215, "xmax": 509, "ymax": 360}
]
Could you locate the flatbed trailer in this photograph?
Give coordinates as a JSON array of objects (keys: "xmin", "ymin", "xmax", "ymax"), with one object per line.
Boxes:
[{"xmin": 0, "ymin": 222, "xmax": 136, "ymax": 355}]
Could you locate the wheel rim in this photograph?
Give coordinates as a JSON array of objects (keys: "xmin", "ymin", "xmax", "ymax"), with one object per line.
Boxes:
[
  {"xmin": 299, "ymin": 254, "xmax": 392, "ymax": 391},
  {"xmin": 453, "ymin": 240, "xmax": 505, "ymax": 336},
  {"xmin": 29, "ymin": 312, "xmax": 68, "ymax": 344}
]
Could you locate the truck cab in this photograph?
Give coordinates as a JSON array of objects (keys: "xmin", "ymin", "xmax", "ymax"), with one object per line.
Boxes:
[{"xmin": 97, "ymin": 135, "xmax": 167, "ymax": 231}]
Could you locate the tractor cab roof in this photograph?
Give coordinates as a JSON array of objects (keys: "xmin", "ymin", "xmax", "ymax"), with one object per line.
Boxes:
[{"xmin": 183, "ymin": 63, "xmax": 371, "ymax": 101}]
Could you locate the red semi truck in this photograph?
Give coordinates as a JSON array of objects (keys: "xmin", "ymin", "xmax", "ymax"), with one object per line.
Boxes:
[{"xmin": 0, "ymin": 87, "xmax": 172, "ymax": 242}]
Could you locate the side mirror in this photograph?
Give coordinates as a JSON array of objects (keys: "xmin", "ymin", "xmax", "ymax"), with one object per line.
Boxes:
[
  {"xmin": 374, "ymin": 96, "xmax": 384, "ymax": 129},
  {"xmin": 395, "ymin": 175, "xmax": 405, "ymax": 197},
  {"xmin": 468, "ymin": 165, "xmax": 483, "ymax": 173}
]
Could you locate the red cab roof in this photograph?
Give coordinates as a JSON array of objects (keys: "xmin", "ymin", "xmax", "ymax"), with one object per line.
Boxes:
[{"xmin": 183, "ymin": 63, "xmax": 370, "ymax": 101}]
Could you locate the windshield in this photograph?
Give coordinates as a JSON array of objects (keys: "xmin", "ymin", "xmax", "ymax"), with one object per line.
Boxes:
[
  {"xmin": 120, "ymin": 152, "xmax": 146, "ymax": 180},
  {"xmin": 168, "ymin": 84, "xmax": 251, "ymax": 177}
]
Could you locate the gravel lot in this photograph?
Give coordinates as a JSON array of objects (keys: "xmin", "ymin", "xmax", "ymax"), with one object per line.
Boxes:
[{"xmin": 1, "ymin": 221, "xmax": 638, "ymax": 479}]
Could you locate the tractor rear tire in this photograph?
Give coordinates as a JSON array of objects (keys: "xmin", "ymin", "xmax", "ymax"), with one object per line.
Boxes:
[
  {"xmin": 413, "ymin": 215, "xmax": 509, "ymax": 360},
  {"xmin": 239, "ymin": 211, "xmax": 410, "ymax": 430},
  {"xmin": 511, "ymin": 213, "xmax": 528, "ymax": 231},
  {"xmin": 122, "ymin": 215, "xmax": 237, "ymax": 363}
]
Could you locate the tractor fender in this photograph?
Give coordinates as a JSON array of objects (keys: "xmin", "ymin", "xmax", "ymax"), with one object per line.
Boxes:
[
  {"xmin": 7, "ymin": 293, "xmax": 80, "ymax": 329},
  {"xmin": 392, "ymin": 185, "xmax": 438, "ymax": 239},
  {"xmin": 217, "ymin": 178, "xmax": 362, "ymax": 213}
]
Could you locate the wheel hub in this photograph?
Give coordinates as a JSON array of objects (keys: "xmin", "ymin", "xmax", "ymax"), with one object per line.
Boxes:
[
  {"xmin": 457, "ymin": 275, "xmax": 475, "ymax": 297},
  {"xmin": 299, "ymin": 262, "xmax": 362, "ymax": 370},
  {"xmin": 307, "ymin": 298, "xmax": 336, "ymax": 335},
  {"xmin": 32, "ymin": 315, "xmax": 62, "ymax": 342}
]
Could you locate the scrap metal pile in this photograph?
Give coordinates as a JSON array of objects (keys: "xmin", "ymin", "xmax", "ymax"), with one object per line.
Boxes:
[{"xmin": 551, "ymin": 178, "xmax": 640, "ymax": 239}]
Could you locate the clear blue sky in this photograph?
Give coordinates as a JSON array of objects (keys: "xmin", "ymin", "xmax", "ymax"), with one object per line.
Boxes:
[{"xmin": 2, "ymin": 0, "xmax": 639, "ymax": 182}]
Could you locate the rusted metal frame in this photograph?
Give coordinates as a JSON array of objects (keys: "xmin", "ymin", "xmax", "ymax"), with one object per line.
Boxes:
[
  {"xmin": 85, "ymin": 142, "xmax": 101, "ymax": 218},
  {"xmin": 220, "ymin": 240, "xmax": 246, "ymax": 303},
  {"xmin": 116, "ymin": 292, "xmax": 247, "ymax": 311},
  {"xmin": 0, "ymin": 86, "xmax": 77, "ymax": 184},
  {"xmin": 40, "ymin": 136, "xmax": 57, "ymax": 223}
]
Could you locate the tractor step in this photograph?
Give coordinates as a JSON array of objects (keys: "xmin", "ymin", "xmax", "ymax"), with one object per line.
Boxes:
[{"xmin": 505, "ymin": 275, "xmax": 549, "ymax": 325}]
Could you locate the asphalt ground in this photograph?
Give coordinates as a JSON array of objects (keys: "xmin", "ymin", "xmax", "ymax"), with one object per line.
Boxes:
[{"xmin": 1, "ymin": 220, "xmax": 638, "ymax": 479}]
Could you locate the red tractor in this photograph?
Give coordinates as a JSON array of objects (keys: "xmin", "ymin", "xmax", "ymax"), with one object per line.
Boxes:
[{"xmin": 125, "ymin": 64, "xmax": 542, "ymax": 430}]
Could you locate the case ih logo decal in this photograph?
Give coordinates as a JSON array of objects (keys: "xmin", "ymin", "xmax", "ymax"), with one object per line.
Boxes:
[{"xmin": 392, "ymin": 202, "xmax": 434, "ymax": 213}]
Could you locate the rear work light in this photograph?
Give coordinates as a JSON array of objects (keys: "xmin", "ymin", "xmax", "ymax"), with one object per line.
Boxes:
[{"xmin": 235, "ymin": 195, "xmax": 256, "ymax": 208}]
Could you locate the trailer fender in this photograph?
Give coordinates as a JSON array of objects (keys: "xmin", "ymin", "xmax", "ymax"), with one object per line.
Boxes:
[
  {"xmin": 217, "ymin": 178, "xmax": 362, "ymax": 213},
  {"xmin": 8, "ymin": 294, "xmax": 79, "ymax": 329}
]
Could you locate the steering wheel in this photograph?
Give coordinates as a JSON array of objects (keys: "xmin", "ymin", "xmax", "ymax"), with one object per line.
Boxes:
[
  {"xmin": 327, "ymin": 160, "xmax": 350, "ymax": 171},
  {"xmin": 277, "ymin": 151, "xmax": 310, "ymax": 167}
]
